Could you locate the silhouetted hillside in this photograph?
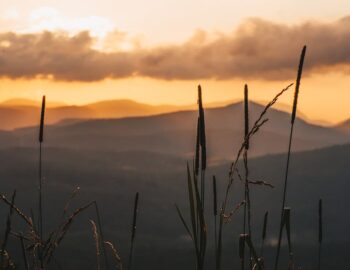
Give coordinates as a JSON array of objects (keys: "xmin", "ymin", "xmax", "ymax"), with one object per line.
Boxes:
[
  {"xmin": 335, "ymin": 118, "xmax": 350, "ymax": 134},
  {"xmin": 0, "ymin": 144, "xmax": 348, "ymax": 270},
  {"xmin": 6, "ymin": 102, "xmax": 349, "ymax": 160}
]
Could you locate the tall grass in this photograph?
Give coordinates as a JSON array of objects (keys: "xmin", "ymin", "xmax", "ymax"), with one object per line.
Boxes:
[
  {"xmin": 242, "ymin": 83, "xmax": 251, "ymax": 270},
  {"xmin": 0, "ymin": 190, "xmax": 16, "ymax": 269},
  {"xmin": 38, "ymin": 95, "xmax": 46, "ymax": 268},
  {"xmin": 90, "ymin": 220, "xmax": 101, "ymax": 270},
  {"xmin": 176, "ymin": 163, "xmax": 207, "ymax": 270},
  {"xmin": 175, "ymin": 85, "xmax": 208, "ymax": 270},
  {"xmin": 197, "ymin": 85, "xmax": 207, "ymax": 210},
  {"xmin": 216, "ymin": 82, "xmax": 294, "ymax": 270},
  {"xmin": 274, "ymin": 46, "xmax": 307, "ymax": 270},
  {"xmin": 94, "ymin": 201, "xmax": 110, "ymax": 270},
  {"xmin": 212, "ymin": 175, "xmax": 218, "ymax": 268},
  {"xmin": 260, "ymin": 211, "xmax": 268, "ymax": 257},
  {"xmin": 128, "ymin": 192, "xmax": 139, "ymax": 270},
  {"xmin": 318, "ymin": 199, "xmax": 323, "ymax": 270},
  {"xmin": 19, "ymin": 233, "xmax": 29, "ymax": 270}
]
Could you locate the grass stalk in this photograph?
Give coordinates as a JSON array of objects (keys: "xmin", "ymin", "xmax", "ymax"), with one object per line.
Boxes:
[
  {"xmin": 260, "ymin": 211, "xmax": 268, "ymax": 257},
  {"xmin": 318, "ymin": 199, "xmax": 323, "ymax": 270},
  {"xmin": 216, "ymin": 83, "xmax": 293, "ymax": 270},
  {"xmin": 19, "ymin": 233, "xmax": 29, "ymax": 270},
  {"xmin": 94, "ymin": 201, "xmax": 110, "ymax": 270},
  {"xmin": 1, "ymin": 190, "xmax": 16, "ymax": 269},
  {"xmin": 128, "ymin": 192, "xmax": 139, "ymax": 270},
  {"xmin": 197, "ymin": 85, "xmax": 207, "ymax": 211},
  {"xmin": 90, "ymin": 220, "xmax": 101, "ymax": 270},
  {"xmin": 176, "ymin": 163, "xmax": 207, "ymax": 270},
  {"xmin": 212, "ymin": 176, "xmax": 218, "ymax": 268},
  {"xmin": 274, "ymin": 46, "xmax": 306, "ymax": 270},
  {"xmin": 38, "ymin": 95, "xmax": 45, "ymax": 269},
  {"xmin": 243, "ymin": 84, "xmax": 252, "ymax": 269}
]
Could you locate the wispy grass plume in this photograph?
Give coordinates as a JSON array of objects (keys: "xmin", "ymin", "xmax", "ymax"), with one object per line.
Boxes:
[
  {"xmin": 90, "ymin": 220, "xmax": 101, "ymax": 270},
  {"xmin": 1, "ymin": 190, "xmax": 16, "ymax": 269},
  {"xmin": 105, "ymin": 241, "xmax": 123, "ymax": 270},
  {"xmin": 216, "ymin": 83, "xmax": 293, "ymax": 270},
  {"xmin": 274, "ymin": 45, "xmax": 307, "ymax": 270}
]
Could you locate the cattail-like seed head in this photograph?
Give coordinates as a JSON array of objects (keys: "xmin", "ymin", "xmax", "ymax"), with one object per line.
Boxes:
[
  {"xmin": 198, "ymin": 85, "xmax": 202, "ymax": 108},
  {"xmin": 131, "ymin": 192, "xmax": 139, "ymax": 241},
  {"xmin": 197, "ymin": 85, "xmax": 206, "ymax": 170},
  {"xmin": 244, "ymin": 84, "xmax": 249, "ymax": 150},
  {"xmin": 39, "ymin": 95, "xmax": 46, "ymax": 143},
  {"xmin": 262, "ymin": 211, "xmax": 268, "ymax": 240},
  {"xmin": 212, "ymin": 176, "xmax": 217, "ymax": 216},
  {"xmin": 283, "ymin": 207, "xmax": 292, "ymax": 255},
  {"xmin": 318, "ymin": 199, "xmax": 323, "ymax": 244},
  {"xmin": 291, "ymin": 46, "xmax": 307, "ymax": 124}
]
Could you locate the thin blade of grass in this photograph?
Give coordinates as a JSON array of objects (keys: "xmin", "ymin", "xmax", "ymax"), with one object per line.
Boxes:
[
  {"xmin": 128, "ymin": 192, "xmax": 139, "ymax": 270},
  {"xmin": 275, "ymin": 46, "xmax": 307, "ymax": 270},
  {"xmin": 318, "ymin": 199, "xmax": 323, "ymax": 270},
  {"xmin": 175, "ymin": 204, "xmax": 193, "ymax": 240},
  {"xmin": 187, "ymin": 163, "xmax": 198, "ymax": 249},
  {"xmin": 260, "ymin": 211, "xmax": 268, "ymax": 256}
]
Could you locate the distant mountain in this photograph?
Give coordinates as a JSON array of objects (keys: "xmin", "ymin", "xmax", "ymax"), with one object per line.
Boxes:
[
  {"xmin": 0, "ymin": 97, "xmax": 330, "ymax": 130},
  {"xmin": 0, "ymin": 143, "xmax": 348, "ymax": 270},
  {"xmin": 1, "ymin": 98, "xmax": 66, "ymax": 107},
  {"xmin": 335, "ymin": 119, "xmax": 350, "ymax": 134},
  {"xmin": 0, "ymin": 99, "xmax": 193, "ymax": 130},
  {"xmin": 5, "ymin": 101, "xmax": 349, "ymax": 160}
]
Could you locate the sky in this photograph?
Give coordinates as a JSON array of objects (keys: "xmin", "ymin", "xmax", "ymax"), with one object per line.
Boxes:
[{"xmin": 0, "ymin": 0, "xmax": 350, "ymax": 124}]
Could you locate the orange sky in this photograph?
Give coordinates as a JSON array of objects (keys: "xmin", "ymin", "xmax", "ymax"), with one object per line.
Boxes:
[{"xmin": 0, "ymin": 0, "xmax": 349, "ymax": 124}]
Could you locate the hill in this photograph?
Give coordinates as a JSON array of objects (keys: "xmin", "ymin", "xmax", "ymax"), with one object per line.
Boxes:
[
  {"xmin": 0, "ymin": 143, "xmax": 349, "ymax": 269},
  {"xmin": 335, "ymin": 118, "xmax": 350, "ymax": 134},
  {"xmin": 6, "ymin": 101, "xmax": 349, "ymax": 161}
]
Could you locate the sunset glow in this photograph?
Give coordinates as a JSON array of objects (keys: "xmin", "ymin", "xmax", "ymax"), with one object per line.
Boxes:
[{"xmin": 1, "ymin": 0, "xmax": 350, "ymax": 124}]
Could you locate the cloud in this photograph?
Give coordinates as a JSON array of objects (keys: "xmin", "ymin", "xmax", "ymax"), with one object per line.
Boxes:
[
  {"xmin": 1, "ymin": 16, "xmax": 350, "ymax": 81},
  {"xmin": 27, "ymin": 7, "xmax": 114, "ymax": 38}
]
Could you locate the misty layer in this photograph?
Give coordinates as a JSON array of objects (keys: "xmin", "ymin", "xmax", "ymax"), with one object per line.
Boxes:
[{"xmin": 1, "ymin": 16, "xmax": 350, "ymax": 81}]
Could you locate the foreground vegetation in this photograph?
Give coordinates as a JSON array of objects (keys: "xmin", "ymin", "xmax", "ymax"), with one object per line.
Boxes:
[{"xmin": 0, "ymin": 45, "xmax": 331, "ymax": 270}]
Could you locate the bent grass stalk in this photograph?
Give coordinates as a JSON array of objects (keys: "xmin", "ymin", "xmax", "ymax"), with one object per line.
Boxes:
[
  {"xmin": 274, "ymin": 46, "xmax": 307, "ymax": 270},
  {"xmin": 216, "ymin": 82, "xmax": 293, "ymax": 270},
  {"xmin": 105, "ymin": 241, "xmax": 123, "ymax": 270},
  {"xmin": 90, "ymin": 220, "xmax": 101, "ymax": 270}
]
